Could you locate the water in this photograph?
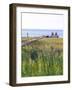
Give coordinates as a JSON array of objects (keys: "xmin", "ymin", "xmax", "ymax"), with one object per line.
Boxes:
[{"xmin": 22, "ymin": 29, "xmax": 63, "ymax": 38}]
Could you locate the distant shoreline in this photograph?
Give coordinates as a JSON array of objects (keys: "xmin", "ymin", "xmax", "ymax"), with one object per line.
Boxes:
[{"xmin": 21, "ymin": 29, "xmax": 63, "ymax": 38}]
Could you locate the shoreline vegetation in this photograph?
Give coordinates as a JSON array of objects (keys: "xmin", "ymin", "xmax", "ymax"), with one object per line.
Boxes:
[{"xmin": 21, "ymin": 34, "xmax": 63, "ymax": 77}]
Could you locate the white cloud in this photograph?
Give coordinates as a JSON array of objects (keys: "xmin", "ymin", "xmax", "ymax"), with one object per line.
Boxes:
[{"xmin": 22, "ymin": 13, "xmax": 64, "ymax": 30}]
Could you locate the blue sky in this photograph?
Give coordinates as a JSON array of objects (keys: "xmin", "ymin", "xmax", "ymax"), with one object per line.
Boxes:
[{"xmin": 22, "ymin": 29, "xmax": 63, "ymax": 38}]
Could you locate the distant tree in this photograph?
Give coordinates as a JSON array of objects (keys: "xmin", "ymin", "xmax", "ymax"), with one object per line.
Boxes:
[
  {"xmin": 55, "ymin": 32, "xmax": 59, "ymax": 38},
  {"xmin": 46, "ymin": 35, "xmax": 49, "ymax": 38},
  {"xmin": 51, "ymin": 32, "xmax": 54, "ymax": 37},
  {"xmin": 52, "ymin": 32, "xmax": 54, "ymax": 35},
  {"xmin": 27, "ymin": 32, "xmax": 29, "ymax": 38},
  {"xmin": 55, "ymin": 32, "xmax": 57, "ymax": 36}
]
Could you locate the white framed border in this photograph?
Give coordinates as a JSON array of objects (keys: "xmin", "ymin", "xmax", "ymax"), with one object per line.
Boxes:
[{"xmin": 16, "ymin": 7, "xmax": 68, "ymax": 84}]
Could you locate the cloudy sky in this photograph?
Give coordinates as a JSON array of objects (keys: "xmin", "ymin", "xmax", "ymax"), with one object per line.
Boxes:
[
  {"xmin": 21, "ymin": 12, "xmax": 64, "ymax": 37},
  {"xmin": 22, "ymin": 13, "xmax": 64, "ymax": 30}
]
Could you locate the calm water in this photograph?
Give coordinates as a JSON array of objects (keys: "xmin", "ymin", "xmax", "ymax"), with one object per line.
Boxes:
[{"xmin": 22, "ymin": 29, "xmax": 63, "ymax": 38}]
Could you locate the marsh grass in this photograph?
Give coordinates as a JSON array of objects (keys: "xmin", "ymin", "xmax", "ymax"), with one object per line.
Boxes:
[{"xmin": 21, "ymin": 38, "xmax": 63, "ymax": 77}]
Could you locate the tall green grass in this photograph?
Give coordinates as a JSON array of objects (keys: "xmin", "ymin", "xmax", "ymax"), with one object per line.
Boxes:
[{"xmin": 21, "ymin": 38, "xmax": 63, "ymax": 77}]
